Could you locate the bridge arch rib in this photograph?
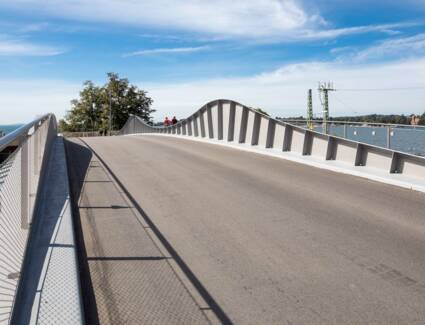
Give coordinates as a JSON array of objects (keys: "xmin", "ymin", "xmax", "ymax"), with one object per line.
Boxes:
[{"xmin": 120, "ymin": 99, "xmax": 425, "ymax": 189}]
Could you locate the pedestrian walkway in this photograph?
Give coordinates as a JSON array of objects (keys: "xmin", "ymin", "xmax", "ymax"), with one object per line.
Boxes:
[
  {"xmin": 65, "ymin": 138, "xmax": 210, "ymax": 324},
  {"xmin": 12, "ymin": 137, "xmax": 83, "ymax": 325}
]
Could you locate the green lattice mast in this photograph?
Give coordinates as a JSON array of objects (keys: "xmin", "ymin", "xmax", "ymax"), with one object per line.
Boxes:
[{"xmin": 307, "ymin": 89, "xmax": 313, "ymax": 130}]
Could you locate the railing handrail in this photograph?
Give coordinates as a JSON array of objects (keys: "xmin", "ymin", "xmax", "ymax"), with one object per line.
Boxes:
[
  {"xmin": 279, "ymin": 118, "xmax": 425, "ymax": 129},
  {"xmin": 122, "ymin": 99, "xmax": 424, "ymax": 161},
  {"xmin": 0, "ymin": 114, "xmax": 52, "ymax": 152}
]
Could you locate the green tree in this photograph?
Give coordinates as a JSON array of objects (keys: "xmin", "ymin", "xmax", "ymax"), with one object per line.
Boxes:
[
  {"xmin": 59, "ymin": 73, "xmax": 154, "ymax": 133},
  {"xmin": 253, "ymin": 107, "xmax": 269, "ymax": 116},
  {"xmin": 419, "ymin": 112, "xmax": 425, "ymax": 125}
]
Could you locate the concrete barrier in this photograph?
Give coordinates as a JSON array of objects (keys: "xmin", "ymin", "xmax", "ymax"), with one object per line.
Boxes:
[{"xmin": 120, "ymin": 99, "xmax": 425, "ymax": 185}]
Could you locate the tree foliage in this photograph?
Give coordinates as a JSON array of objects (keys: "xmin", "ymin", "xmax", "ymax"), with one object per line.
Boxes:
[
  {"xmin": 277, "ymin": 113, "xmax": 425, "ymax": 125},
  {"xmin": 419, "ymin": 112, "xmax": 425, "ymax": 125},
  {"xmin": 329, "ymin": 114, "xmax": 411, "ymax": 124},
  {"xmin": 59, "ymin": 73, "xmax": 154, "ymax": 132},
  {"xmin": 253, "ymin": 107, "xmax": 269, "ymax": 116}
]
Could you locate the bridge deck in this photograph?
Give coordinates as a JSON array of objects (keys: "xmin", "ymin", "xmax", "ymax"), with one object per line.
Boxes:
[{"xmin": 67, "ymin": 135, "xmax": 425, "ymax": 324}]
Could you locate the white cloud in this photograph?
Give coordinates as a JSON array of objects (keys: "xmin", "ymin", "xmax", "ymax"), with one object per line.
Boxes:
[
  {"xmin": 353, "ymin": 33, "xmax": 425, "ymax": 61},
  {"xmin": 295, "ymin": 22, "xmax": 417, "ymax": 41},
  {"xmin": 3, "ymin": 59, "xmax": 425, "ymax": 124},
  {"xmin": 123, "ymin": 46, "xmax": 210, "ymax": 57},
  {"xmin": 0, "ymin": 0, "xmax": 309, "ymax": 38},
  {"xmin": 0, "ymin": 1, "xmax": 419, "ymax": 41},
  {"xmin": 0, "ymin": 37, "xmax": 63, "ymax": 56},
  {"xmin": 145, "ymin": 58, "xmax": 425, "ymax": 119},
  {"xmin": 18, "ymin": 22, "xmax": 50, "ymax": 33},
  {"xmin": 0, "ymin": 80, "xmax": 79, "ymax": 124}
]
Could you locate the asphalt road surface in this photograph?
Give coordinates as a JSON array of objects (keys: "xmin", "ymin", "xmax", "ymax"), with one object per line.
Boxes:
[{"xmin": 66, "ymin": 135, "xmax": 425, "ymax": 325}]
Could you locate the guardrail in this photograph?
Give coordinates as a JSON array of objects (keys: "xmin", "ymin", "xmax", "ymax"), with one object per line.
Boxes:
[
  {"xmin": 120, "ymin": 99, "xmax": 425, "ymax": 184},
  {"xmin": 279, "ymin": 119, "xmax": 425, "ymax": 156},
  {"xmin": 0, "ymin": 114, "xmax": 57, "ymax": 324},
  {"xmin": 280, "ymin": 119, "xmax": 425, "ymax": 129}
]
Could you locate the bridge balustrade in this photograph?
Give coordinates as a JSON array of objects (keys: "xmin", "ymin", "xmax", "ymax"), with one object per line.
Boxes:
[
  {"xmin": 0, "ymin": 115, "xmax": 56, "ymax": 323},
  {"xmin": 119, "ymin": 99, "xmax": 425, "ymax": 184}
]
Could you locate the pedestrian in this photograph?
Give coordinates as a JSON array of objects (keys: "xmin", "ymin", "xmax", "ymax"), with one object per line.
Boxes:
[
  {"xmin": 164, "ymin": 116, "xmax": 171, "ymax": 126},
  {"xmin": 172, "ymin": 116, "xmax": 178, "ymax": 125}
]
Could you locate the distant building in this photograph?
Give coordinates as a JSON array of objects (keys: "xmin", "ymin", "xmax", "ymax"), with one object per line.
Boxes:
[{"xmin": 410, "ymin": 114, "xmax": 421, "ymax": 125}]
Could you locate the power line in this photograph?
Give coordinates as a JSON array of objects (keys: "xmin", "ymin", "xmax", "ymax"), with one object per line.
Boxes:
[
  {"xmin": 332, "ymin": 93, "xmax": 359, "ymax": 114},
  {"xmin": 337, "ymin": 86, "xmax": 425, "ymax": 92}
]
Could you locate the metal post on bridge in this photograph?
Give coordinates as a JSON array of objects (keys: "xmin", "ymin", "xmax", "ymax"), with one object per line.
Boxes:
[
  {"xmin": 387, "ymin": 126, "xmax": 391, "ymax": 149},
  {"xmin": 343, "ymin": 124, "xmax": 347, "ymax": 139}
]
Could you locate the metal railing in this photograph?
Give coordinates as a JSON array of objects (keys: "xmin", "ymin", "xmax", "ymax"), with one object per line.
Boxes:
[
  {"xmin": 279, "ymin": 119, "xmax": 425, "ymax": 156},
  {"xmin": 61, "ymin": 130, "xmax": 120, "ymax": 138},
  {"xmin": 279, "ymin": 119, "xmax": 425, "ymax": 129},
  {"xmin": 0, "ymin": 114, "xmax": 57, "ymax": 324}
]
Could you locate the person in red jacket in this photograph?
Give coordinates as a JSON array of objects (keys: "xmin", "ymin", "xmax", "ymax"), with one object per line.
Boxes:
[
  {"xmin": 164, "ymin": 116, "xmax": 171, "ymax": 126},
  {"xmin": 172, "ymin": 116, "xmax": 178, "ymax": 125}
]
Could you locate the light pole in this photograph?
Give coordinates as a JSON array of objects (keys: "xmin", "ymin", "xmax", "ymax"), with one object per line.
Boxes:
[
  {"xmin": 91, "ymin": 102, "xmax": 96, "ymax": 132},
  {"xmin": 108, "ymin": 89, "xmax": 113, "ymax": 135}
]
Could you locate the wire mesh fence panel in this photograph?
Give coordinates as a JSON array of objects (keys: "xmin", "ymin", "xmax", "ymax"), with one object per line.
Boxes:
[
  {"xmin": 391, "ymin": 128, "xmax": 425, "ymax": 157},
  {"xmin": 0, "ymin": 114, "xmax": 57, "ymax": 324},
  {"xmin": 312, "ymin": 124, "xmax": 425, "ymax": 157},
  {"xmin": 0, "ymin": 149, "xmax": 27, "ymax": 324}
]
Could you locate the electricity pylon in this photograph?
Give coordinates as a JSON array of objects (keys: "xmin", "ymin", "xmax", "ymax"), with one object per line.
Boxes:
[
  {"xmin": 307, "ymin": 89, "xmax": 313, "ymax": 130},
  {"xmin": 318, "ymin": 81, "xmax": 335, "ymax": 134}
]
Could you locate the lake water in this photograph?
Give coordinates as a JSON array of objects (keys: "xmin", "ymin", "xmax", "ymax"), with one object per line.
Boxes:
[
  {"xmin": 0, "ymin": 124, "xmax": 23, "ymax": 136},
  {"xmin": 314, "ymin": 125, "xmax": 425, "ymax": 157}
]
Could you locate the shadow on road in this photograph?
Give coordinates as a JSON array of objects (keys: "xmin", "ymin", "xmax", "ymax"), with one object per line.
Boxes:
[
  {"xmin": 64, "ymin": 138, "xmax": 100, "ymax": 325},
  {"xmin": 12, "ymin": 139, "xmax": 69, "ymax": 324}
]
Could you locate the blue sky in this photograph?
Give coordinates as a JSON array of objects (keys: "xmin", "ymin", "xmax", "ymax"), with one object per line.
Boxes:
[{"xmin": 1, "ymin": 0, "xmax": 425, "ymax": 123}]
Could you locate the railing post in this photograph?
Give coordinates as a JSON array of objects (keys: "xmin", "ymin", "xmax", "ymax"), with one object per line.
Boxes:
[
  {"xmin": 200, "ymin": 108, "xmax": 206, "ymax": 137},
  {"xmin": 283, "ymin": 125, "xmax": 293, "ymax": 151},
  {"xmin": 251, "ymin": 113, "xmax": 261, "ymax": 145},
  {"xmin": 343, "ymin": 124, "xmax": 347, "ymax": 139},
  {"xmin": 387, "ymin": 126, "xmax": 391, "ymax": 149},
  {"xmin": 193, "ymin": 114, "xmax": 199, "ymax": 137},
  {"xmin": 34, "ymin": 127, "xmax": 39, "ymax": 175},
  {"xmin": 239, "ymin": 107, "xmax": 248, "ymax": 143},
  {"xmin": 21, "ymin": 136, "xmax": 29, "ymax": 229},
  {"xmin": 265, "ymin": 119, "xmax": 276, "ymax": 149},
  {"xmin": 207, "ymin": 105, "xmax": 214, "ymax": 139},
  {"xmin": 302, "ymin": 131, "xmax": 313, "ymax": 156},
  {"xmin": 326, "ymin": 137, "xmax": 336, "ymax": 160},
  {"xmin": 228, "ymin": 102, "xmax": 236, "ymax": 141},
  {"xmin": 217, "ymin": 101, "xmax": 223, "ymax": 140}
]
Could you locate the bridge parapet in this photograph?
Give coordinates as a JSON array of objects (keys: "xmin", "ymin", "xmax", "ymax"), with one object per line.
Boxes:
[
  {"xmin": 120, "ymin": 99, "xmax": 425, "ymax": 188},
  {"xmin": 0, "ymin": 115, "xmax": 57, "ymax": 323}
]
